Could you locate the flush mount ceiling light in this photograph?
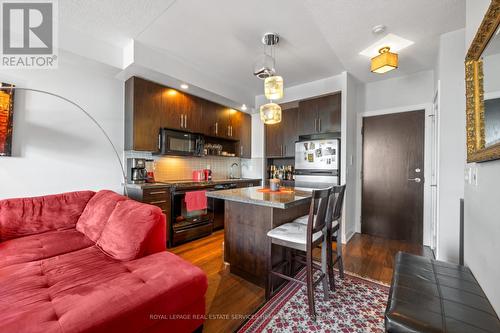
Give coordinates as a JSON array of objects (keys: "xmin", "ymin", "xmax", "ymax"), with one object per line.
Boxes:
[
  {"xmin": 180, "ymin": 83, "xmax": 189, "ymax": 89},
  {"xmin": 241, "ymin": 104, "xmax": 247, "ymax": 111},
  {"xmin": 371, "ymin": 46, "xmax": 398, "ymax": 74},
  {"xmin": 360, "ymin": 33, "xmax": 413, "ymax": 74},
  {"xmin": 260, "ymin": 102, "xmax": 282, "ymax": 125}
]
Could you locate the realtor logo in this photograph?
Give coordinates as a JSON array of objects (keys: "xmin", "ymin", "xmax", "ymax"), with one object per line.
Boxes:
[{"xmin": 1, "ymin": 0, "xmax": 58, "ymax": 68}]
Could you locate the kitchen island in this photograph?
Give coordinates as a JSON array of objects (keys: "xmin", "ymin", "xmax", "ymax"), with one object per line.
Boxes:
[{"xmin": 206, "ymin": 186, "xmax": 313, "ymax": 290}]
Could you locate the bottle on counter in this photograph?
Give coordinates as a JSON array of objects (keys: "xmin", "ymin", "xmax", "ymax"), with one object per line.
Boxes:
[{"xmin": 204, "ymin": 165, "xmax": 212, "ymax": 181}]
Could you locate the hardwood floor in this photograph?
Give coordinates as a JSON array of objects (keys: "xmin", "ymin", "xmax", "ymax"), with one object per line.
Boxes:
[{"xmin": 170, "ymin": 231, "xmax": 431, "ymax": 333}]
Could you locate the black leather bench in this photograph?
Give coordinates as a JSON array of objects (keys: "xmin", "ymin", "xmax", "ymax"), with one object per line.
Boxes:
[{"xmin": 385, "ymin": 252, "xmax": 500, "ymax": 333}]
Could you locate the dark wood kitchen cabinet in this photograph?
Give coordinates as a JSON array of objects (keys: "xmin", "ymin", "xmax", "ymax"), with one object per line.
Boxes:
[
  {"xmin": 200, "ymin": 100, "xmax": 232, "ymax": 139},
  {"xmin": 297, "ymin": 99, "xmax": 318, "ymax": 137},
  {"xmin": 237, "ymin": 112, "xmax": 252, "ymax": 158},
  {"xmin": 265, "ymin": 117, "xmax": 283, "ymax": 157},
  {"xmin": 317, "ymin": 93, "xmax": 341, "ymax": 133},
  {"xmin": 125, "ymin": 77, "xmax": 163, "ymax": 151},
  {"xmin": 161, "ymin": 89, "xmax": 201, "ymax": 133},
  {"xmin": 265, "ymin": 107, "xmax": 297, "ymax": 158},
  {"xmin": 282, "ymin": 107, "xmax": 298, "ymax": 157},
  {"xmin": 125, "ymin": 76, "xmax": 251, "ymax": 152},
  {"xmin": 297, "ymin": 93, "xmax": 341, "ymax": 136}
]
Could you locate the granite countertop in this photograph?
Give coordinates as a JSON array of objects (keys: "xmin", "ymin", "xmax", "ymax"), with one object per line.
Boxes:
[
  {"xmin": 126, "ymin": 178, "xmax": 261, "ymax": 189},
  {"xmin": 206, "ymin": 186, "xmax": 313, "ymax": 209}
]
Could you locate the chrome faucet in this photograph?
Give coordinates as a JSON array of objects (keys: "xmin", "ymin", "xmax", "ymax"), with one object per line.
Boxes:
[{"xmin": 230, "ymin": 162, "xmax": 239, "ymax": 179}]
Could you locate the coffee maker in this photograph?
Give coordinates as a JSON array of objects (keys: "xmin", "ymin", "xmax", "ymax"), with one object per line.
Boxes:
[{"xmin": 127, "ymin": 158, "xmax": 148, "ymax": 184}]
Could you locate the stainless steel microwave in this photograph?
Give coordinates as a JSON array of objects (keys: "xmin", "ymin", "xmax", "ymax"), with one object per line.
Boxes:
[{"xmin": 158, "ymin": 128, "xmax": 204, "ymax": 156}]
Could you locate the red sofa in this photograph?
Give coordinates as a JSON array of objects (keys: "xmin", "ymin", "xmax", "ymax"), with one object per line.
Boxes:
[{"xmin": 0, "ymin": 190, "xmax": 207, "ymax": 333}]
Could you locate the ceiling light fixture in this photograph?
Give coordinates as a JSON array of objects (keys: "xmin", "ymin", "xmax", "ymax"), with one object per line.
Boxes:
[
  {"xmin": 180, "ymin": 83, "xmax": 189, "ymax": 90},
  {"xmin": 260, "ymin": 103, "xmax": 282, "ymax": 125},
  {"xmin": 241, "ymin": 104, "xmax": 247, "ymax": 111},
  {"xmin": 256, "ymin": 32, "xmax": 283, "ymax": 124},
  {"xmin": 372, "ymin": 25, "xmax": 386, "ymax": 34},
  {"xmin": 264, "ymin": 75, "xmax": 283, "ymax": 100},
  {"xmin": 371, "ymin": 46, "xmax": 398, "ymax": 74}
]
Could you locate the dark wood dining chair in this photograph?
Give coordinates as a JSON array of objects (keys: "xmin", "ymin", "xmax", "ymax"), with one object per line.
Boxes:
[
  {"xmin": 266, "ymin": 187, "xmax": 332, "ymax": 320},
  {"xmin": 325, "ymin": 185, "xmax": 346, "ymax": 291}
]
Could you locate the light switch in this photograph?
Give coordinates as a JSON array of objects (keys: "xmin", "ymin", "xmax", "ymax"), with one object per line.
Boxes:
[
  {"xmin": 472, "ymin": 167, "xmax": 479, "ymax": 186},
  {"xmin": 465, "ymin": 167, "xmax": 472, "ymax": 184}
]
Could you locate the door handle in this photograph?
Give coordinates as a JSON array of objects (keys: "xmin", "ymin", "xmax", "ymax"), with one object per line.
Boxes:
[
  {"xmin": 318, "ymin": 118, "xmax": 321, "ymax": 132},
  {"xmin": 240, "ymin": 145, "xmax": 243, "ymax": 156},
  {"xmin": 314, "ymin": 119, "xmax": 317, "ymax": 132},
  {"xmin": 180, "ymin": 114, "xmax": 183, "ymax": 128},
  {"xmin": 408, "ymin": 178, "xmax": 422, "ymax": 183},
  {"xmin": 184, "ymin": 114, "xmax": 187, "ymax": 128},
  {"xmin": 215, "ymin": 122, "xmax": 218, "ymax": 135}
]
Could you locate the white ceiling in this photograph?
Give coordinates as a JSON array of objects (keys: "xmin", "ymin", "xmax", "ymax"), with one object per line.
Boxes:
[{"xmin": 60, "ymin": 0, "xmax": 466, "ymax": 101}]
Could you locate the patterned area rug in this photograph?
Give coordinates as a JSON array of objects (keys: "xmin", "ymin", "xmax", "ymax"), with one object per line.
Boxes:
[{"xmin": 238, "ymin": 270, "xmax": 390, "ymax": 333}]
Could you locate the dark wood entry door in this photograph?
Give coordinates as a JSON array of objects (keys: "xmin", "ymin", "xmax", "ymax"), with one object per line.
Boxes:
[{"xmin": 362, "ymin": 111, "xmax": 425, "ymax": 243}]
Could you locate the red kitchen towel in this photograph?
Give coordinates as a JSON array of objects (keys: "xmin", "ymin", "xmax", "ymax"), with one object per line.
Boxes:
[{"xmin": 185, "ymin": 190, "xmax": 207, "ymax": 212}]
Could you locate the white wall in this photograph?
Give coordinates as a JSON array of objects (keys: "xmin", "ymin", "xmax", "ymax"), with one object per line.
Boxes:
[
  {"xmin": 344, "ymin": 73, "xmax": 361, "ymax": 242},
  {"xmin": 0, "ymin": 51, "xmax": 124, "ymax": 199},
  {"xmin": 464, "ymin": 0, "xmax": 500, "ymax": 315},
  {"xmin": 241, "ymin": 113, "xmax": 264, "ymax": 180},
  {"xmin": 364, "ymin": 70, "xmax": 434, "ymax": 111},
  {"xmin": 435, "ymin": 29, "xmax": 466, "ymax": 263}
]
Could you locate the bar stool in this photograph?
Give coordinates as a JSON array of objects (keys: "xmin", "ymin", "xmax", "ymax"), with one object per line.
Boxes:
[
  {"xmin": 266, "ymin": 187, "xmax": 332, "ymax": 320},
  {"xmin": 293, "ymin": 185, "xmax": 346, "ymax": 291},
  {"xmin": 326, "ymin": 185, "xmax": 346, "ymax": 290}
]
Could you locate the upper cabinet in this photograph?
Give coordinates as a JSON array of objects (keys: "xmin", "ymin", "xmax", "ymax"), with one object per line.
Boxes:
[
  {"xmin": 297, "ymin": 93, "xmax": 341, "ymax": 136},
  {"xmin": 231, "ymin": 112, "xmax": 252, "ymax": 158},
  {"xmin": 125, "ymin": 77, "xmax": 163, "ymax": 151},
  {"xmin": 264, "ymin": 93, "xmax": 341, "ymax": 158},
  {"xmin": 265, "ymin": 107, "xmax": 298, "ymax": 158},
  {"xmin": 125, "ymin": 76, "xmax": 251, "ymax": 153},
  {"xmin": 161, "ymin": 88, "xmax": 201, "ymax": 133}
]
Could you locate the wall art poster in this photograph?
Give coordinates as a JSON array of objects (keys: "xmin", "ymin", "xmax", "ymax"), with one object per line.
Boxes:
[{"xmin": 0, "ymin": 83, "xmax": 15, "ymax": 156}]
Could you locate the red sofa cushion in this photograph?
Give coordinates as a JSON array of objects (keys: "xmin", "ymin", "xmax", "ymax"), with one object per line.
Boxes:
[
  {"xmin": 76, "ymin": 190, "xmax": 127, "ymax": 242},
  {"xmin": 0, "ymin": 246, "xmax": 208, "ymax": 333},
  {"xmin": 0, "ymin": 191, "xmax": 95, "ymax": 241},
  {"xmin": 96, "ymin": 200, "xmax": 164, "ymax": 261},
  {"xmin": 0, "ymin": 229, "xmax": 93, "ymax": 269}
]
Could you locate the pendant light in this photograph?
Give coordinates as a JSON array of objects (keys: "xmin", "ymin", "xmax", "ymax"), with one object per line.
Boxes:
[
  {"xmin": 264, "ymin": 75, "xmax": 284, "ymax": 100},
  {"xmin": 256, "ymin": 33, "xmax": 284, "ymax": 124},
  {"xmin": 259, "ymin": 102, "xmax": 282, "ymax": 125},
  {"xmin": 371, "ymin": 46, "xmax": 398, "ymax": 74}
]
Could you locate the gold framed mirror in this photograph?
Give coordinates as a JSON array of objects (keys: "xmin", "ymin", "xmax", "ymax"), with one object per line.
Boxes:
[{"xmin": 465, "ymin": 0, "xmax": 500, "ymax": 162}]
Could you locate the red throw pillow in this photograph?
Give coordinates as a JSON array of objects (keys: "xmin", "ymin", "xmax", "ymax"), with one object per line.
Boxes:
[
  {"xmin": 76, "ymin": 190, "xmax": 127, "ymax": 242},
  {"xmin": 96, "ymin": 200, "xmax": 162, "ymax": 261}
]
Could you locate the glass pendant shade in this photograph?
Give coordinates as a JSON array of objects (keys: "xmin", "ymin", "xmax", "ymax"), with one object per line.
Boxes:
[
  {"xmin": 260, "ymin": 102, "xmax": 282, "ymax": 124},
  {"xmin": 264, "ymin": 76, "xmax": 284, "ymax": 100},
  {"xmin": 371, "ymin": 46, "xmax": 398, "ymax": 74}
]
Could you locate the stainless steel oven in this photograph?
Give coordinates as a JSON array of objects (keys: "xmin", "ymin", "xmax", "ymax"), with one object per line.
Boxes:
[{"xmin": 158, "ymin": 128, "xmax": 204, "ymax": 156}]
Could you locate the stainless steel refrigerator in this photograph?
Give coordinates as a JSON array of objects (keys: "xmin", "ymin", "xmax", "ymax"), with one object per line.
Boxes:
[{"xmin": 294, "ymin": 138, "xmax": 340, "ymax": 185}]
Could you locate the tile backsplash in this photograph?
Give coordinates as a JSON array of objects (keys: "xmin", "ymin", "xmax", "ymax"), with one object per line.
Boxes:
[{"xmin": 125, "ymin": 151, "xmax": 242, "ymax": 181}]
